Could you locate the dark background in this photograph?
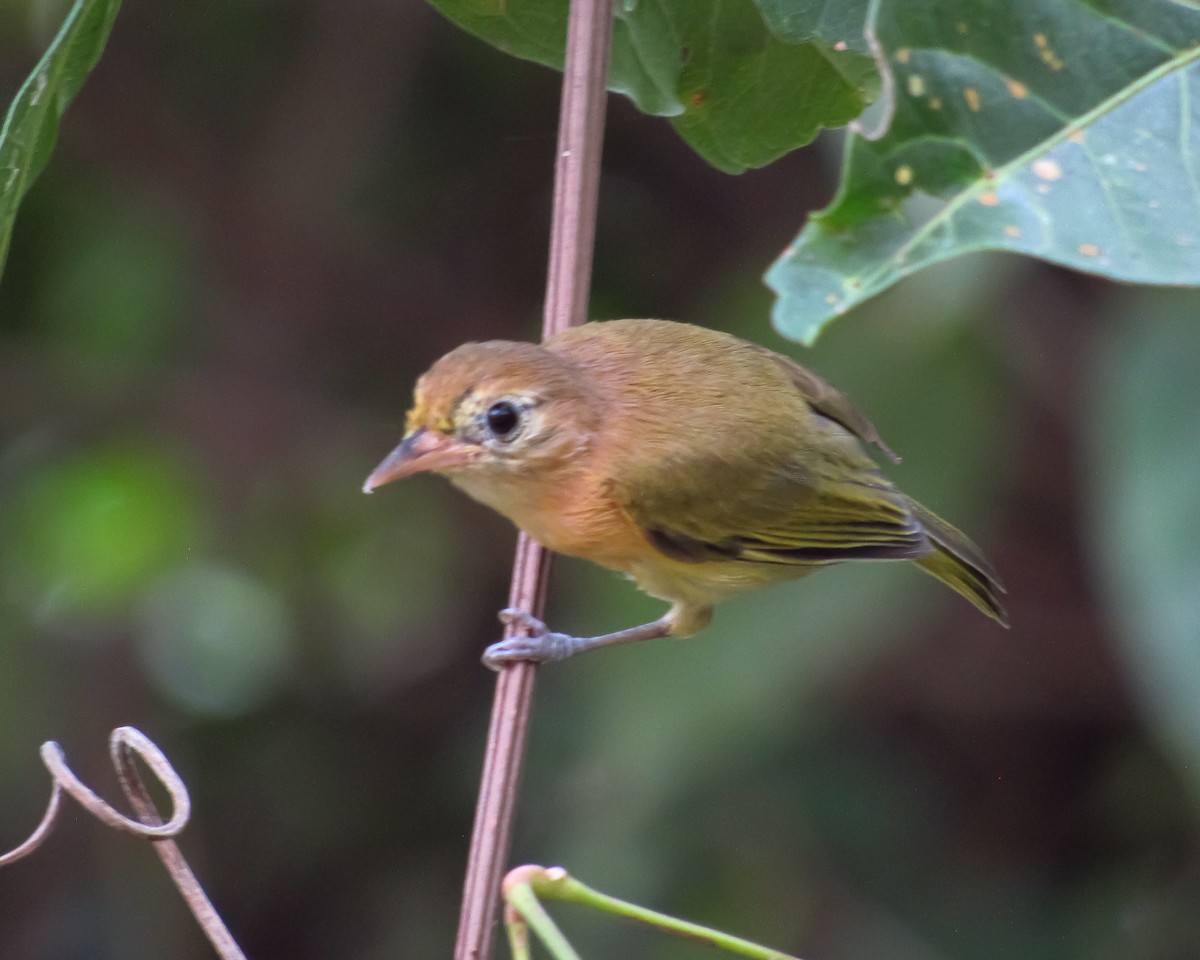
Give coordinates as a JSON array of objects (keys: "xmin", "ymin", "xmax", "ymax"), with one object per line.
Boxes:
[{"xmin": 2, "ymin": 1, "xmax": 1199, "ymax": 958}]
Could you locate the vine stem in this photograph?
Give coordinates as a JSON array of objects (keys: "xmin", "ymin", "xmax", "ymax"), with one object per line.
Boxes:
[
  {"xmin": 451, "ymin": 1, "xmax": 614, "ymax": 958},
  {"xmin": 0, "ymin": 728, "xmax": 246, "ymax": 960}
]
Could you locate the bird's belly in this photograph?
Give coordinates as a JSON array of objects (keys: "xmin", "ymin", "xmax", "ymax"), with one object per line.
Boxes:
[{"xmin": 628, "ymin": 555, "xmax": 817, "ymax": 609}]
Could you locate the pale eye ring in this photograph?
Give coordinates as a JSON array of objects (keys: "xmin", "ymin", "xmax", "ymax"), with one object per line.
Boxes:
[{"xmin": 485, "ymin": 400, "xmax": 521, "ymax": 439}]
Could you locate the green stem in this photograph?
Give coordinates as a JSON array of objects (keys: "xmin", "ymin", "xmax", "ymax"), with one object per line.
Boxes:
[
  {"xmin": 504, "ymin": 903, "xmax": 531, "ymax": 960},
  {"xmin": 506, "ymin": 880, "xmax": 584, "ymax": 960},
  {"xmin": 505, "ymin": 866, "xmax": 805, "ymax": 960}
]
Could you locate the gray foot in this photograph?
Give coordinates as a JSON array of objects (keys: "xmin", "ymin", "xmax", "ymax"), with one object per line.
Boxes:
[{"xmin": 483, "ymin": 609, "xmax": 581, "ymax": 671}]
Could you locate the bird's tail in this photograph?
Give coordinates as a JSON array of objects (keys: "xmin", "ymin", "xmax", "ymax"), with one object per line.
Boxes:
[{"xmin": 908, "ymin": 499, "xmax": 1009, "ymax": 627}]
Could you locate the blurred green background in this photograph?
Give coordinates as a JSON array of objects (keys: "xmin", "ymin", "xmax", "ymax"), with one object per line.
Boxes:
[{"xmin": 3, "ymin": 1, "xmax": 1200, "ymax": 958}]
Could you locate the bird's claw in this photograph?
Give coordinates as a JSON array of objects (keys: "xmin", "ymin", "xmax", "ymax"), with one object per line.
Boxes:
[
  {"xmin": 484, "ymin": 609, "xmax": 578, "ymax": 671},
  {"xmin": 497, "ymin": 608, "xmax": 549, "ymax": 636}
]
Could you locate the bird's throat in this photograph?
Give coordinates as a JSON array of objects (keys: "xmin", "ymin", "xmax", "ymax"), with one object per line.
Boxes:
[{"xmin": 448, "ymin": 466, "xmax": 635, "ymax": 569}]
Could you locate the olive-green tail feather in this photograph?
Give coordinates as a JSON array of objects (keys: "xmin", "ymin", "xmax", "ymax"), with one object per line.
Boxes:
[{"xmin": 908, "ymin": 499, "xmax": 1009, "ymax": 627}]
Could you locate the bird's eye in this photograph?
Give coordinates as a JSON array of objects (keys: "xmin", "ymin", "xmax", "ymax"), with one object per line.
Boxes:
[{"xmin": 485, "ymin": 400, "xmax": 521, "ymax": 439}]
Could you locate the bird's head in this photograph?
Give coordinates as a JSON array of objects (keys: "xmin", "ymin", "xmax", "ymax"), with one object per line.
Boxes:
[{"xmin": 363, "ymin": 340, "xmax": 603, "ymax": 495}]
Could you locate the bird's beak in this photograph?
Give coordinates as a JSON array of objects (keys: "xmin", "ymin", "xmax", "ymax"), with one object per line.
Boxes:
[{"xmin": 362, "ymin": 427, "xmax": 474, "ymax": 493}]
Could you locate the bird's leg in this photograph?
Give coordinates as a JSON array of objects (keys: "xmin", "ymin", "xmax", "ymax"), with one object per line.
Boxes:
[{"xmin": 482, "ymin": 608, "xmax": 674, "ymax": 671}]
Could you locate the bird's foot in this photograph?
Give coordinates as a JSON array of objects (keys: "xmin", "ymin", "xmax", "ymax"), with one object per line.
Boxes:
[{"xmin": 483, "ymin": 609, "xmax": 582, "ymax": 671}]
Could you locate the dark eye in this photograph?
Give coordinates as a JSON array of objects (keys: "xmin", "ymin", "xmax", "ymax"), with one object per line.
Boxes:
[{"xmin": 485, "ymin": 400, "xmax": 521, "ymax": 439}]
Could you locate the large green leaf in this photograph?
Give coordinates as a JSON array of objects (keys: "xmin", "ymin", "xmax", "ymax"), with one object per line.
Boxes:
[
  {"xmin": 424, "ymin": 0, "xmax": 876, "ymax": 173},
  {"xmin": 0, "ymin": 0, "xmax": 122, "ymax": 280},
  {"xmin": 768, "ymin": 0, "xmax": 1200, "ymax": 343}
]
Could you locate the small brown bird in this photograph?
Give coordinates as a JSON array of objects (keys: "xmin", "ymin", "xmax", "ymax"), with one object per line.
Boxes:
[{"xmin": 364, "ymin": 319, "xmax": 1007, "ymax": 668}]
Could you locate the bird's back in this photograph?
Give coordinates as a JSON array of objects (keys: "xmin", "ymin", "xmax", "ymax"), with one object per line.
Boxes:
[{"xmin": 547, "ymin": 319, "xmax": 898, "ymax": 537}]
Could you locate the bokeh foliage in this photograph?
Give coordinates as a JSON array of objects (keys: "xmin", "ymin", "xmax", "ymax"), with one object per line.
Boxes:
[{"xmin": 1, "ymin": 1, "xmax": 1200, "ymax": 959}]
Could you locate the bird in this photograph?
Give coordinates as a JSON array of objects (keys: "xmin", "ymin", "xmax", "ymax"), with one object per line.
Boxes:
[{"xmin": 363, "ymin": 319, "xmax": 1007, "ymax": 669}]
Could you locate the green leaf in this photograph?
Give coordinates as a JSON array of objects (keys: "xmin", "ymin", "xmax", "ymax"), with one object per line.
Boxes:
[
  {"xmin": 425, "ymin": 0, "xmax": 876, "ymax": 173},
  {"xmin": 1090, "ymin": 290, "xmax": 1200, "ymax": 800},
  {"xmin": 768, "ymin": 0, "xmax": 1200, "ymax": 344},
  {"xmin": 0, "ymin": 0, "xmax": 122, "ymax": 280},
  {"xmin": 756, "ymin": 0, "xmax": 871, "ymax": 54},
  {"xmin": 668, "ymin": 1, "xmax": 876, "ymax": 173}
]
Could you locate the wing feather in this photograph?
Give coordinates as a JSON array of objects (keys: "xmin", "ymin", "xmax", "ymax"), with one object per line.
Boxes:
[
  {"xmin": 755, "ymin": 347, "xmax": 900, "ymax": 463},
  {"xmin": 618, "ymin": 442, "xmax": 928, "ymax": 569}
]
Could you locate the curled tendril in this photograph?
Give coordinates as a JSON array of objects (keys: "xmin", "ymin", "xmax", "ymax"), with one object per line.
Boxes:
[
  {"xmin": 0, "ymin": 726, "xmax": 246, "ymax": 960},
  {"xmin": 0, "ymin": 770, "xmax": 62, "ymax": 868}
]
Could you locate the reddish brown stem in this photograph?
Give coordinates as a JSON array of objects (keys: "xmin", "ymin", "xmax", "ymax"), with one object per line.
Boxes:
[{"xmin": 451, "ymin": 1, "xmax": 614, "ymax": 958}]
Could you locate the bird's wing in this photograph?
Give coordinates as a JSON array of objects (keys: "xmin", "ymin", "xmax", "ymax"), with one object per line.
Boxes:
[
  {"xmin": 614, "ymin": 442, "xmax": 929, "ymax": 568},
  {"xmin": 590, "ymin": 327, "xmax": 918, "ymax": 566}
]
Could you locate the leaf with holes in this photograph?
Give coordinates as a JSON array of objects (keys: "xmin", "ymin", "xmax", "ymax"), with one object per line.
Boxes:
[
  {"xmin": 0, "ymin": 0, "xmax": 122, "ymax": 280},
  {"xmin": 767, "ymin": 0, "xmax": 1200, "ymax": 344},
  {"xmin": 425, "ymin": 0, "xmax": 877, "ymax": 173}
]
